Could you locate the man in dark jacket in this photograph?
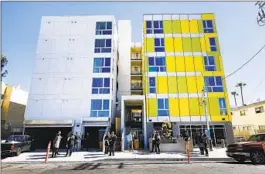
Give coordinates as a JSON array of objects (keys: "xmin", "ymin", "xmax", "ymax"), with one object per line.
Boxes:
[
  {"xmin": 200, "ymin": 133, "xmax": 209, "ymax": 156},
  {"xmin": 155, "ymin": 131, "xmax": 161, "ymax": 154},
  {"xmin": 66, "ymin": 133, "xmax": 75, "ymax": 157},
  {"xmin": 108, "ymin": 131, "xmax": 117, "ymax": 156}
]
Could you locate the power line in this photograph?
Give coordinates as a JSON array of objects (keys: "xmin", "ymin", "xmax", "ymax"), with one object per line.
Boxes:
[
  {"xmin": 252, "ymin": 74, "xmax": 265, "ymax": 94},
  {"xmin": 223, "ymin": 43, "xmax": 265, "ymax": 80}
]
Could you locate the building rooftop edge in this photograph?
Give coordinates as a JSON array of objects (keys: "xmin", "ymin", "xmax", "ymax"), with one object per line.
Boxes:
[{"xmin": 231, "ymin": 100, "xmax": 265, "ymax": 111}]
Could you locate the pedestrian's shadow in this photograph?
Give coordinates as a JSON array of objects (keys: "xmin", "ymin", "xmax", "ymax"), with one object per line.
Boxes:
[{"xmin": 72, "ymin": 163, "xmax": 102, "ymax": 170}]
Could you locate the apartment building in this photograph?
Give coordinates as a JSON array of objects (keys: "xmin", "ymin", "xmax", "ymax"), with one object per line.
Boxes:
[
  {"xmin": 1, "ymin": 82, "xmax": 28, "ymax": 138},
  {"xmin": 25, "ymin": 13, "xmax": 233, "ymax": 150},
  {"xmin": 24, "ymin": 16, "xmax": 118, "ymax": 148},
  {"xmin": 231, "ymin": 100, "xmax": 265, "ymax": 139}
]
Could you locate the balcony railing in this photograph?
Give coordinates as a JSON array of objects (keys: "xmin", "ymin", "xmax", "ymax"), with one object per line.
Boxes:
[
  {"xmin": 131, "ymin": 67, "xmax": 142, "ymax": 75},
  {"xmin": 131, "ymin": 54, "xmax": 141, "ymax": 60},
  {"xmin": 131, "ymin": 83, "xmax": 142, "ymax": 90}
]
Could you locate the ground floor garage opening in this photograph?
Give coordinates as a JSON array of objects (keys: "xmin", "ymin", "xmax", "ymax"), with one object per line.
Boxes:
[
  {"xmin": 84, "ymin": 127, "xmax": 106, "ymax": 150},
  {"xmin": 25, "ymin": 127, "xmax": 72, "ymax": 149}
]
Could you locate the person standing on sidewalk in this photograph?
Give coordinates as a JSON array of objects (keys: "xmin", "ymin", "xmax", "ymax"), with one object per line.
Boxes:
[
  {"xmin": 127, "ymin": 131, "xmax": 133, "ymax": 152},
  {"xmin": 109, "ymin": 131, "xmax": 117, "ymax": 156},
  {"xmin": 104, "ymin": 132, "xmax": 110, "ymax": 154},
  {"xmin": 150, "ymin": 130, "xmax": 156, "ymax": 153},
  {"xmin": 65, "ymin": 133, "xmax": 75, "ymax": 157},
  {"xmin": 155, "ymin": 131, "xmax": 161, "ymax": 154},
  {"xmin": 85, "ymin": 133, "xmax": 89, "ymax": 151},
  {"xmin": 52, "ymin": 131, "xmax": 62, "ymax": 158},
  {"xmin": 201, "ymin": 133, "xmax": 209, "ymax": 156},
  {"xmin": 74, "ymin": 132, "xmax": 80, "ymax": 152}
]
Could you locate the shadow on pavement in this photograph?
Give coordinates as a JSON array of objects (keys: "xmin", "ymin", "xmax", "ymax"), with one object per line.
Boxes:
[
  {"xmin": 72, "ymin": 163, "xmax": 102, "ymax": 170},
  {"xmin": 216, "ymin": 161, "xmax": 265, "ymax": 166}
]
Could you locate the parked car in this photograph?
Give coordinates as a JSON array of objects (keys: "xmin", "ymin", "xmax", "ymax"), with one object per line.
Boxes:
[
  {"xmin": 1, "ymin": 135, "xmax": 34, "ymax": 157},
  {"xmin": 226, "ymin": 133, "xmax": 265, "ymax": 164}
]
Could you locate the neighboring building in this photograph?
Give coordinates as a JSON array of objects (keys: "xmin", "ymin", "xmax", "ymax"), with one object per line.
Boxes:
[
  {"xmin": 25, "ymin": 13, "xmax": 233, "ymax": 150},
  {"xmin": 231, "ymin": 100, "xmax": 265, "ymax": 139},
  {"xmin": 1, "ymin": 81, "xmax": 28, "ymax": 138},
  {"xmin": 24, "ymin": 16, "xmax": 118, "ymax": 148}
]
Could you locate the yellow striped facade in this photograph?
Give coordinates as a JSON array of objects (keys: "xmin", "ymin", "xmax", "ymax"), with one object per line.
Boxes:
[{"xmin": 141, "ymin": 13, "xmax": 232, "ymax": 123}]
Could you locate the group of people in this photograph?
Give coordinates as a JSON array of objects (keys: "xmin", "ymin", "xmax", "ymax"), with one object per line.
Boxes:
[
  {"xmin": 104, "ymin": 131, "xmax": 117, "ymax": 156},
  {"xmin": 150, "ymin": 130, "xmax": 161, "ymax": 154},
  {"xmin": 51, "ymin": 131, "xmax": 90, "ymax": 158},
  {"xmin": 195, "ymin": 132, "xmax": 209, "ymax": 156}
]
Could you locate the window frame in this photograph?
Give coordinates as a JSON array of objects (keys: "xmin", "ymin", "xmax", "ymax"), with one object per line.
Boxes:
[
  {"xmin": 92, "ymin": 78, "xmax": 110, "ymax": 94},
  {"xmin": 158, "ymin": 98, "xmax": 169, "ymax": 116},
  {"xmin": 154, "ymin": 38, "xmax": 165, "ymax": 52},
  {"xmin": 96, "ymin": 22, "xmax": 112, "ymax": 35},
  {"xmin": 255, "ymin": 106, "xmax": 264, "ymax": 114},
  {"xmin": 149, "ymin": 77, "xmax": 156, "ymax": 93},
  {"xmin": 204, "ymin": 76, "xmax": 224, "ymax": 92},
  {"xmin": 94, "ymin": 39, "xmax": 112, "ymax": 53},
  {"xmin": 219, "ymin": 98, "xmax": 227, "ymax": 115},
  {"xmin": 209, "ymin": 37, "xmax": 217, "ymax": 52},
  {"xmin": 145, "ymin": 20, "xmax": 163, "ymax": 34},
  {"xmin": 91, "ymin": 99, "xmax": 110, "ymax": 117},
  {"xmin": 204, "ymin": 56, "xmax": 216, "ymax": 71},
  {"xmin": 240, "ymin": 110, "xmax": 246, "ymax": 116},
  {"xmin": 93, "ymin": 57, "xmax": 111, "ymax": 73},
  {"xmin": 148, "ymin": 56, "xmax": 166, "ymax": 72},
  {"xmin": 203, "ymin": 20, "xmax": 214, "ymax": 33}
]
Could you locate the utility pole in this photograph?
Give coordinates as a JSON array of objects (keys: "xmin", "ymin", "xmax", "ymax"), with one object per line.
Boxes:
[
  {"xmin": 231, "ymin": 91, "xmax": 238, "ymax": 106},
  {"xmin": 256, "ymin": 1, "xmax": 265, "ymax": 26},
  {"xmin": 236, "ymin": 82, "xmax": 246, "ymax": 106},
  {"xmin": 202, "ymin": 86, "xmax": 213, "ymax": 151}
]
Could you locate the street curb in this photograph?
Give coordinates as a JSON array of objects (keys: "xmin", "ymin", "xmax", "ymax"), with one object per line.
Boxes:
[{"xmin": 102, "ymin": 158, "xmax": 234, "ymax": 162}]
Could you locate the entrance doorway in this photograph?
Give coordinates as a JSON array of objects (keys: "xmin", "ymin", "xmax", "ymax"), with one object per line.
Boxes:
[{"xmin": 84, "ymin": 127, "xmax": 105, "ymax": 150}]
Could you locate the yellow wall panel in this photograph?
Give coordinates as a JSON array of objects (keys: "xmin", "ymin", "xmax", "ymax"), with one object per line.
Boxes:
[
  {"xmin": 182, "ymin": 38, "xmax": 192, "ymax": 52},
  {"xmin": 165, "ymin": 38, "xmax": 174, "ymax": 52},
  {"xmin": 200, "ymin": 37, "xmax": 207, "ymax": 52},
  {"xmin": 166, "ymin": 56, "xmax": 175, "ymax": 72},
  {"xmin": 189, "ymin": 98, "xmax": 200, "ymax": 116},
  {"xmin": 208, "ymin": 97, "xmax": 220, "ymax": 117},
  {"xmin": 144, "ymin": 38, "xmax": 154, "ymax": 52},
  {"xmin": 158, "ymin": 76, "xmax": 168, "ymax": 94},
  {"xmin": 179, "ymin": 98, "xmax": 189, "ymax": 116},
  {"xmin": 175, "ymin": 56, "xmax": 185, "ymax": 71},
  {"xmin": 164, "ymin": 20, "xmax": 173, "ymax": 34},
  {"xmin": 168, "ymin": 76, "xmax": 177, "ymax": 93},
  {"xmin": 185, "ymin": 56, "xmax": 195, "ymax": 72},
  {"xmin": 193, "ymin": 56, "xmax": 204, "ymax": 72},
  {"xmin": 147, "ymin": 98, "xmax": 157, "ymax": 117},
  {"xmin": 187, "ymin": 76, "xmax": 197, "ymax": 93},
  {"xmin": 189, "ymin": 20, "xmax": 199, "ymax": 33},
  {"xmin": 174, "ymin": 38, "xmax": 183, "ymax": 52},
  {"xmin": 202, "ymin": 14, "xmax": 215, "ymax": 20},
  {"xmin": 177, "ymin": 77, "xmax": 188, "ymax": 93},
  {"xmin": 172, "ymin": 20, "xmax": 181, "ymax": 33},
  {"xmin": 180, "ymin": 20, "xmax": 189, "ymax": 34},
  {"xmin": 196, "ymin": 76, "xmax": 204, "ymax": 92},
  {"xmin": 169, "ymin": 98, "xmax": 179, "ymax": 116}
]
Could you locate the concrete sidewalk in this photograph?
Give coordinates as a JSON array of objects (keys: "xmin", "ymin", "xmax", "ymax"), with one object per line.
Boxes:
[{"xmin": 1, "ymin": 148, "xmax": 233, "ymax": 163}]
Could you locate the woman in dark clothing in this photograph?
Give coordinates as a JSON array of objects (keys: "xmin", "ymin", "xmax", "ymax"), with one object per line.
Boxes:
[
  {"xmin": 108, "ymin": 131, "xmax": 117, "ymax": 156},
  {"xmin": 104, "ymin": 132, "xmax": 111, "ymax": 154},
  {"xmin": 155, "ymin": 131, "xmax": 161, "ymax": 154},
  {"xmin": 199, "ymin": 133, "xmax": 209, "ymax": 156}
]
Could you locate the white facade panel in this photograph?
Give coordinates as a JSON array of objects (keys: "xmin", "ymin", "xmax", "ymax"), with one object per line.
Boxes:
[{"xmin": 26, "ymin": 16, "xmax": 118, "ymax": 123}]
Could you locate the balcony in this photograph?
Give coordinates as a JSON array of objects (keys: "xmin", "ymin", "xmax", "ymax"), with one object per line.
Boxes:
[
  {"xmin": 131, "ymin": 67, "xmax": 142, "ymax": 75},
  {"xmin": 131, "ymin": 82, "xmax": 142, "ymax": 90}
]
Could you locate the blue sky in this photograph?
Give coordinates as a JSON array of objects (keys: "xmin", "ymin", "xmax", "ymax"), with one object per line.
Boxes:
[{"xmin": 2, "ymin": 2, "xmax": 265, "ymax": 106}]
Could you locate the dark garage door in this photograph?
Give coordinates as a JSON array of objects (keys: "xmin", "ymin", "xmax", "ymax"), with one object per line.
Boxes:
[{"xmin": 25, "ymin": 127, "xmax": 72, "ymax": 149}]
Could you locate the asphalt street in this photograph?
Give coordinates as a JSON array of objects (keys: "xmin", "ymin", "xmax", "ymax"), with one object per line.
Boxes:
[{"xmin": 1, "ymin": 161, "xmax": 265, "ymax": 174}]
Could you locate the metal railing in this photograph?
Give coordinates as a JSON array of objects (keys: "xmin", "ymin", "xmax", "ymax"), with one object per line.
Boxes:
[
  {"xmin": 131, "ymin": 83, "xmax": 142, "ymax": 89},
  {"xmin": 131, "ymin": 54, "xmax": 141, "ymax": 60},
  {"xmin": 131, "ymin": 67, "xmax": 142, "ymax": 74}
]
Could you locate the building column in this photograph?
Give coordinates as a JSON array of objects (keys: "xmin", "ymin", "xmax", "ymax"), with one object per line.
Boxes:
[
  {"xmin": 224, "ymin": 122, "xmax": 234, "ymax": 145},
  {"xmin": 172, "ymin": 122, "xmax": 180, "ymax": 137},
  {"xmin": 143, "ymin": 99, "xmax": 147, "ymax": 149},
  {"xmin": 121, "ymin": 98, "xmax": 125, "ymax": 151}
]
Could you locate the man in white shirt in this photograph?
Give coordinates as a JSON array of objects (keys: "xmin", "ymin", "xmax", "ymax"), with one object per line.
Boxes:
[{"xmin": 127, "ymin": 132, "xmax": 133, "ymax": 151}]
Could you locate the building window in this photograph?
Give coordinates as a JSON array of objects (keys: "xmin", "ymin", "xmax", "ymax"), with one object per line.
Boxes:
[
  {"xmin": 204, "ymin": 56, "xmax": 216, "ymax": 71},
  {"xmin": 209, "ymin": 38, "xmax": 217, "ymax": 52},
  {"xmin": 219, "ymin": 98, "xmax": 227, "ymax": 115},
  {"xmin": 146, "ymin": 20, "xmax": 163, "ymax": 34},
  {"xmin": 148, "ymin": 56, "xmax": 166, "ymax": 72},
  {"xmin": 240, "ymin": 110, "xmax": 246, "ymax": 116},
  {"xmin": 149, "ymin": 77, "xmax": 156, "ymax": 93},
  {"xmin": 154, "ymin": 38, "xmax": 165, "ymax": 52},
  {"xmin": 203, "ymin": 20, "xmax": 214, "ymax": 33},
  {"xmin": 204, "ymin": 76, "xmax": 223, "ymax": 92},
  {"xmin": 91, "ymin": 99, "xmax": 109, "ymax": 117},
  {"xmin": 96, "ymin": 22, "xmax": 112, "ymax": 35},
  {"xmin": 94, "ymin": 39, "xmax": 112, "ymax": 53},
  {"xmin": 158, "ymin": 98, "xmax": 169, "ymax": 116},
  {"xmin": 93, "ymin": 57, "xmax": 111, "ymax": 73},
  {"xmin": 92, "ymin": 78, "xmax": 110, "ymax": 94},
  {"xmin": 255, "ymin": 106, "xmax": 264, "ymax": 114}
]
